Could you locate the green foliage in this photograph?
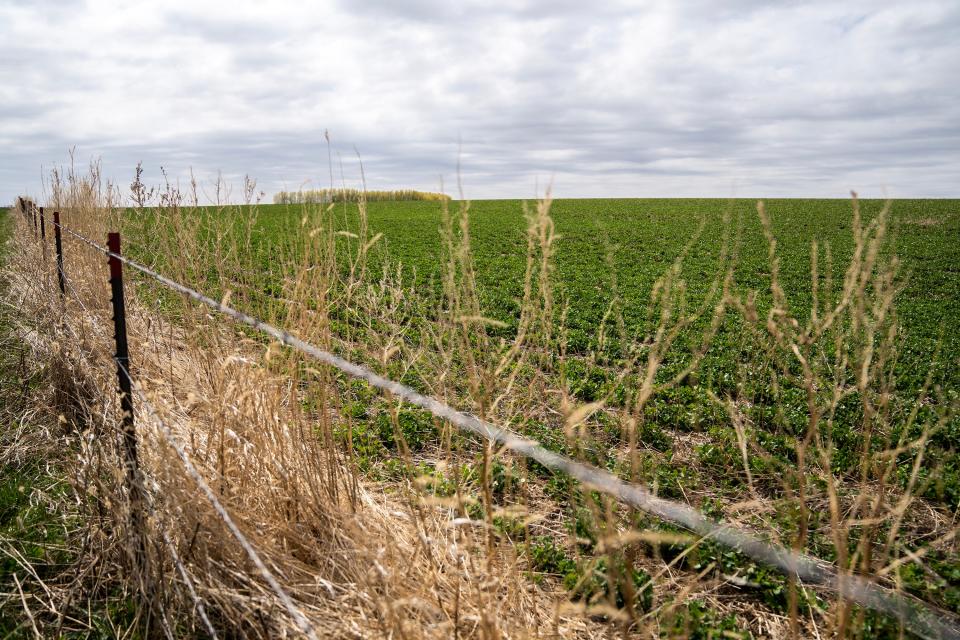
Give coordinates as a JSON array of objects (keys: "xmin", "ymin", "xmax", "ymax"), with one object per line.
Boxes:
[
  {"xmin": 567, "ymin": 505, "xmax": 598, "ymax": 549},
  {"xmin": 488, "ymin": 459, "xmax": 519, "ymax": 503},
  {"xmin": 525, "ymin": 537, "xmax": 653, "ymax": 614},
  {"xmin": 337, "ymin": 402, "xmax": 439, "ymax": 471},
  {"xmin": 527, "ymin": 536, "xmax": 578, "ymax": 579},
  {"xmin": 569, "ymin": 555, "xmax": 654, "ymax": 613},
  {"xmin": 644, "ymin": 386, "xmax": 725, "ymax": 433},
  {"xmin": 492, "ymin": 515, "xmax": 527, "ymax": 541},
  {"xmin": 562, "ymin": 358, "xmax": 616, "ymax": 403},
  {"xmin": 0, "ymin": 463, "xmax": 70, "ymax": 581},
  {"xmin": 375, "ymin": 408, "xmax": 438, "ymax": 452},
  {"xmin": 637, "ymin": 420, "xmax": 673, "ymax": 452},
  {"xmin": 636, "ymin": 453, "xmax": 700, "ymax": 500},
  {"xmin": 895, "ymin": 551, "xmax": 960, "ymax": 615},
  {"xmin": 684, "ymin": 540, "xmax": 818, "ymax": 615},
  {"xmin": 665, "ymin": 599, "xmax": 748, "ymax": 639},
  {"xmin": 544, "ymin": 471, "xmax": 577, "ymax": 503}
]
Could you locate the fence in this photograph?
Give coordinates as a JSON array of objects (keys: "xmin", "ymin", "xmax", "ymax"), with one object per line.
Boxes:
[{"xmin": 9, "ymin": 199, "xmax": 960, "ymax": 640}]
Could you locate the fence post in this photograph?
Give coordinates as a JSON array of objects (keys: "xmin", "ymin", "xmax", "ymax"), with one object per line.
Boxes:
[
  {"xmin": 53, "ymin": 212, "xmax": 65, "ymax": 298},
  {"xmin": 39, "ymin": 208, "xmax": 48, "ymax": 264},
  {"xmin": 107, "ymin": 232, "xmax": 147, "ymax": 577},
  {"xmin": 32, "ymin": 205, "xmax": 37, "ymax": 237}
]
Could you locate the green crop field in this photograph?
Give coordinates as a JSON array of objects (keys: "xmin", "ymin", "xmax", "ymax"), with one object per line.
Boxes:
[
  {"xmin": 129, "ymin": 197, "xmax": 960, "ymax": 481},
  {"xmin": 131, "ymin": 199, "xmax": 959, "ymax": 407},
  {"xmin": 125, "ymin": 197, "xmax": 960, "ymax": 623},
  {"xmin": 136, "ymin": 197, "xmax": 960, "ymax": 388},
  {"xmin": 290, "ymin": 198, "xmax": 959, "ymax": 367}
]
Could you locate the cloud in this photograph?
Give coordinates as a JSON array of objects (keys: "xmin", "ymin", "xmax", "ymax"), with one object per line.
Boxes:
[{"xmin": 1, "ymin": 0, "xmax": 957, "ymax": 202}]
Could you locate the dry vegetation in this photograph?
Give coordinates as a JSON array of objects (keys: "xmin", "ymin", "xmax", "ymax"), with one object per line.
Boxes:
[
  {"xmin": 273, "ymin": 188, "xmax": 450, "ymax": 204},
  {"xmin": 1, "ymin": 160, "xmax": 958, "ymax": 639}
]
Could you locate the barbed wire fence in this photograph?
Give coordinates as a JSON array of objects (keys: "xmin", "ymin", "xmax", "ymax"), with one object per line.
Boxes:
[
  {"xmin": 7, "ymin": 199, "xmax": 960, "ymax": 640},
  {"xmin": 12, "ymin": 201, "xmax": 227, "ymax": 639}
]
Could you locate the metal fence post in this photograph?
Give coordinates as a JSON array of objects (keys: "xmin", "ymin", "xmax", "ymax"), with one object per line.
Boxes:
[
  {"xmin": 107, "ymin": 232, "xmax": 147, "ymax": 576},
  {"xmin": 53, "ymin": 212, "xmax": 65, "ymax": 298},
  {"xmin": 39, "ymin": 207, "xmax": 47, "ymax": 263},
  {"xmin": 108, "ymin": 232, "xmax": 135, "ymax": 435}
]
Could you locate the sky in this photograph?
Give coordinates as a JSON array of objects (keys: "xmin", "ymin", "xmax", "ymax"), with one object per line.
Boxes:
[{"xmin": 1, "ymin": 0, "xmax": 958, "ymax": 203}]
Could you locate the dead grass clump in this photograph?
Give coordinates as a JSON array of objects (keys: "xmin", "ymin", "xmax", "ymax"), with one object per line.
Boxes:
[
  {"xmin": 907, "ymin": 217, "xmax": 941, "ymax": 227},
  {"xmin": 274, "ymin": 188, "xmax": 451, "ymax": 204}
]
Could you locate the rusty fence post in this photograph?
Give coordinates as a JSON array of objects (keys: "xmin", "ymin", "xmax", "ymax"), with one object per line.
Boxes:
[
  {"xmin": 107, "ymin": 232, "xmax": 147, "ymax": 576},
  {"xmin": 39, "ymin": 207, "xmax": 47, "ymax": 264},
  {"xmin": 53, "ymin": 212, "xmax": 65, "ymax": 298}
]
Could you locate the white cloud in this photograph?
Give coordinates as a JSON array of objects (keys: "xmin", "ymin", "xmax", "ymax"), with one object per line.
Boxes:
[{"xmin": 1, "ymin": 0, "xmax": 957, "ymax": 201}]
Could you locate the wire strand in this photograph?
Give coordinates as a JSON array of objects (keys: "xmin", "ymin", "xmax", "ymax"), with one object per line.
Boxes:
[{"xmin": 156, "ymin": 509, "xmax": 220, "ymax": 639}]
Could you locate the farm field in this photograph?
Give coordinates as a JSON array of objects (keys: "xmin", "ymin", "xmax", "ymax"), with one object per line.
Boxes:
[
  {"xmin": 120, "ymin": 196, "xmax": 960, "ymax": 629},
  {"xmin": 6, "ymin": 188, "xmax": 960, "ymax": 638},
  {"xmin": 133, "ymin": 197, "xmax": 960, "ymax": 384},
  {"xmin": 264, "ymin": 197, "xmax": 960, "ymax": 379},
  {"xmin": 131, "ymin": 197, "xmax": 960, "ymax": 424}
]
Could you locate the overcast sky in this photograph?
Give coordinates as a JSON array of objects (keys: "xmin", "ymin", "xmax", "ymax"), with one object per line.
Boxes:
[{"xmin": 2, "ymin": 0, "xmax": 958, "ymax": 203}]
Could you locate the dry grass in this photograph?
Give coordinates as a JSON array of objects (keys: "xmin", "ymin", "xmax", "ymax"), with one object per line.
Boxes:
[
  {"xmin": 906, "ymin": 217, "xmax": 942, "ymax": 227},
  {"xmin": 273, "ymin": 189, "xmax": 451, "ymax": 204}
]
